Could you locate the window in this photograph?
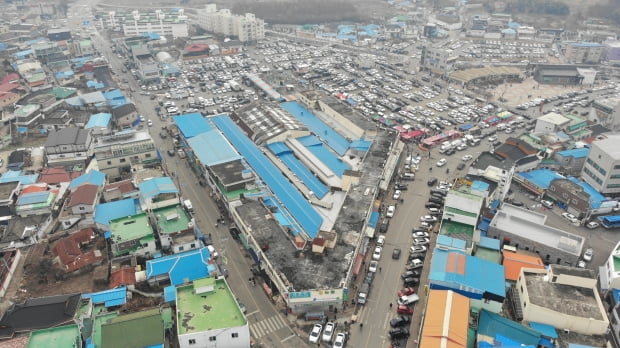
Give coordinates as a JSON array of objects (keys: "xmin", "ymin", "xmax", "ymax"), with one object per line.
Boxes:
[
  {"xmin": 79, "ymin": 206, "xmax": 85, "ymax": 211},
  {"xmin": 178, "ymin": 246, "xmax": 184, "ymax": 251},
  {"xmin": 190, "ymin": 243, "xmax": 196, "ymax": 248},
  {"xmin": 107, "ymin": 161, "xmax": 112, "ymax": 165},
  {"xmin": 562, "ymin": 193, "xmax": 568, "ymax": 199},
  {"xmin": 145, "ymin": 153, "xmax": 152, "ymax": 158},
  {"xmin": 188, "ymin": 339, "xmax": 196, "ymax": 345},
  {"xmin": 120, "ymin": 158, "xmax": 126, "ymax": 163},
  {"xmin": 209, "ymin": 337, "xmax": 216, "ymax": 342},
  {"xmin": 523, "ymin": 302, "xmax": 526, "ymax": 308},
  {"xmin": 607, "ymin": 184, "xmax": 620, "ymax": 188},
  {"xmin": 231, "ymin": 333, "xmax": 239, "ymax": 338}
]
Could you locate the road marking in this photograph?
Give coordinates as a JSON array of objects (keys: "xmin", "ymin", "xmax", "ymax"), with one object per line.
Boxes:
[
  {"xmin": 247, "ymin": 310, "xmax": 260, "ymax": 316},
  {"xmin": 250, "ymin": 314, "xmax": 288, "ymax": 338},
  {"xmin": 281, "ymin": 334, "xmax": 296, "ymax": 342}
]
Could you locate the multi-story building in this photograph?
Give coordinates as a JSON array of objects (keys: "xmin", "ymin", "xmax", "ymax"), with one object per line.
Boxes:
[
  {"xmin": 420, "ymin": 44, "xmax": 458, "ymax": 72},
  {"xmin": 605, "ymin": 40, "xmax": 620, "ymax": 65},
  {"xmin": 591, "ymin": 97, "xmax": 620, "ymax": 131},
  {"xmin": 105, "ymin": 9, "xmax": 189, "ymax": 38},
  {"xmin": 601, "ymin": 240, "xmax": 620, "ymax": 291},
  {"xmin": 44, "ymin": 127, "xmax": 93, "ymax": 169},
  {"xmin": 581, "ymin": 134, "xmax": 620, "ymax": 195},
  {"xmin": 565, "ymin": 42, "xmax": 604, "ymax": 64},
  {"xmin": 197, "ymin": 5, "xmax": 265, "ymax": 42},
  {"xmin": 176, "ymin": 278, "xmax": 250, "ymax": 348},
  {"xmin": 13, "ymin": 104, "xmax": 43, "ymax": 127},
  {"xmin": 93, "ymin": 130, "xmax": 159, "ymax": 181},
  {"xmin": 131, "ymin": 45, "xmax": 160, "ymax": 82},
  {"xmin": 109, "ymin": 213, "xmax": 157, "ymax": 257},
  {"xmin": 68, "ymin": 37, "xmax": 96, "ymax": 57}
]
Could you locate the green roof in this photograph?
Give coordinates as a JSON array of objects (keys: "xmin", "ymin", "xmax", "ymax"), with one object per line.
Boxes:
[
  {"xmin": 28, "ymin": 324, "xmax": 81, "ymax": 348},
  {"xmin": 177, "ymin": 278, "xmax": 246, "ymax": 334},
  {"xmin": 153, "ymin": 204, "xmax": 192, "ymax": 235},
  {"xmin": 101, "ymin": 308, "xmax": 165, "ymax": 348},
  {"xmin": 445, "ymin": 206, "xmax": 478, "ymax": 218},
  {"xmin": 93, "ymin": 312, "xmax": 118, "ymax": 348},
  {"xmin": 109, "ymin": 213, "xmax": 153, "ymax": 244},
  {"xmin": 51, "ymin": 87, "xmax": 78, "ymax": 99}
]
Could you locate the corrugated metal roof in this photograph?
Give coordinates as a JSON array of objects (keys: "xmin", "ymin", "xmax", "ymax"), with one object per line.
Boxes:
[
  {"xmin": 145, "ymin": 248, "xmax": 214, "ymax": 286},
  {"xmin": 420, "ymin": 290, "xmax": 469, "ymax": 348},
  {"xmin": 82, "ymin": 287, "xmax": 127, "ymax": 307},
  {"xmin": 69, "ymin": 170, "xmax": 106, "ymax": 189},
  {"xmin": 187, "ymin": 130, "xmax": 241, "ymax": 166},
  {"xmin": 173, "ymin": 113, "xmax": 212, "ymax": 139},
  {"xmin": 94, "ymin": 198, "xmax": 139, "ymax": 226},
  {"xmin": 138, "ymin": 177, "xmax": 178, "ymax": 200},
  {"xmin": 17, "ymin": 191, "xmax": 52, "ymax": 205}
]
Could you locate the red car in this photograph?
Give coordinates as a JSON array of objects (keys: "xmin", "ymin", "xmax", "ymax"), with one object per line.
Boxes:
[
  {"xmin": 397, "ymin": 305, "xmax": 413, "ymax": 315},
  {"xmin": 398, "ymin": 287, "xmax": 415, "ymax": 297}
]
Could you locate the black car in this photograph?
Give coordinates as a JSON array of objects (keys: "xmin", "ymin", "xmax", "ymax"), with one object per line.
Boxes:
[
  {"xmin": 403, "ymin": 277, "xmax": 420, "ymax": 286},
  {"xmin": 389, "ymin": 327, "xmax": 410, "ymax": 339},
  {"xmin": 389, "ymin": 315, "xmax": 412, "ymax": 328},
  {"xmin": 394, "ymin": 183, "xmax": 408, "ymax": 191},
  {"xmin": 430, "ymin": 189, "xmax": 447, "ymax": 196},
  {"xmin": 425, "ymin": 202, "xmax": 441, "ymax": 209},
  {"xmin": 408, "ymin": 252, "xmax": 426, "ymax": 261},
  {"xmin": 457, "ymin": 162, "xmax": 466, "ymax": 170},
  {"xmin": 428, "ymin": 197, "xmax": 444, "ymax": 204},
  {"xmin": 427, "ymin": 177, "xmax": 437, "ymax": 186},
  {"xmin": 402, "ymin": 269, "xmax": 421, "ymax": 278},
  {"xmin": 392, "ymin": 248, "xmax": 401, "ymax": 259},
  {"xmin": 379, "ymin": 218, "xmax": 390, "ymax": 233},
  {"xmin": 430, "ymin": 193, "xmax": 445, "ymax": 201},
  {"xmin": 445, "ymin": 148, "xmax": 455, "ymax": 156}
]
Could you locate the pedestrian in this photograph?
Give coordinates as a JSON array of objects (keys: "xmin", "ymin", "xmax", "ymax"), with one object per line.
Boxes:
[
  {"xmin": 379, "ymin": 267, "xmax": 382, "ymax": 272},
  {"xmin": 389, "ymin": 302, "xmax": 392, "ymax": 308}
]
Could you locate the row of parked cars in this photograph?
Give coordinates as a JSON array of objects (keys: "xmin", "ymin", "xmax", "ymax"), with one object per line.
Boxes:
[{"xmin": 309, "ymin": 322, "xmax": 346, "ymax": 347}]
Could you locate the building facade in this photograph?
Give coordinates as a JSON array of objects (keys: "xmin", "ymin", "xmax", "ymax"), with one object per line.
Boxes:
[
  {"xmin": 197, "ymin": 5, "xmax": 265, "ymax": 42},
  {"xmin": 565, "ymin": 42, "xmax": 604, "ymax": 64},
  {"xmin": 93, "ymin": 130, "xmax": 159, "ymax": 181},
  {"xmin": 44, "ymin": 127, "xmax": 93, "ymax": 169},
  {"xmin": 581, "ymin": 134, "xmax": 620, "ymax": 195},
  {"xmin": 591, "ymin": 97, "xmax": 620, "ymax": 132},
  {"xmin": 105, "ymin": 10, "xmax": 189, "ymax": 38}
]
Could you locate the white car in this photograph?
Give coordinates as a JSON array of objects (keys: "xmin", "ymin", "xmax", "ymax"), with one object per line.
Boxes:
[
  {"xmin": 436, "ymin": 158, "xmax": 447, "ymax": 167},
  {"xmin": 333, "ymin": 333, "xmax": 346, "ymax": 348},
  {"xmin": 322, "ymin": 322, "xmax": 335, "ymax": 342},
  {"xmin": 412, "ymin": 231, "xmax": 429, "ymax": 238},
  {"xmin": 372, "ymin": 246, "xmax": 382, "ymax": 260},
  {"xmin": 147, "ymin": 120, "xmax": 153, "ymax": 127},
  {"xmin": 309, "ymin": 324, "xmax": 322, "ymax": 343},
  {"xmin": 583, "ymin": 248, "xmax": 593, "ymax": 261},
  {"xmin": 561, "ymin": 212, "xmax": 578, "ymax": 223},
  {"xmin": 540, "ymin": 200, "xmax": 554, "ymax": 209},
  {"xmin": 369, "ymin": 260, "xmax": 379, "ymax": 273},
  {"xmin": 420, "ymin": 215, "xmax": 438, "ymax": 222},
  {"xmin": 377, "ymin": 235, "xmax": 386, "ymax": 247},
  {"xmin": 386, "ymin": 205, "xmax": 396, "ymax": 218},
  {"xmin": 461, "ymin": 154, "xmax": 472, "ymax": 161},
  {"xmin": 393, "ymin": 190, "xmax": 401, "ymax": 200}
]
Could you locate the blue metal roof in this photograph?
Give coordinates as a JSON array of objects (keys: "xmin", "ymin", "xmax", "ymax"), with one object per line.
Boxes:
[
  {"xmin": 436, "ymin": 235, "xmax": 466, "ymax": 250},
  {"xmin": 556, "ymin": 147, "xmax": 589, "ymax": 159},
  {"xmin": 529, "ymin": 322, "xmax": 558, "ymax": 339},
  {"xmin": 517, "ymin": 169, "xmax": 564, "ymax": 190},
  {"xmin": 69, "ymin": 170, "xmax": 106, "ymax": 190},
  {"xmin": 0, "ymin": 170, "xmax": 38, "ymax": 185},
  {"xmin": 429, "ymin": 249, "xmax": 505, "ymax": 298},
  {"xmin": 85, "ymin": 113, "xmax": 112, "ymax": 129},
  {"xmin": 103, "ymin": 89, "xmax": 125, "ymax": 100},
  {"xmin": 212, "ymin": 114, "xmax": 322, "ymax": 239},
  {"xmin": 268, "ymin": 142, "xmax": 328, "ymax": 199},
  {"xmin": 145, "ymin": 247, "xmax": 215, "ymax": 286},
  {"xmin": 82, "ymin": 287, "xmax": 127, "ymax": 307},
  {"xmin": 187, "ymin": 129, "xmax": 242, "ymax": 166},
  {"xmin": 471, "ymin": 180, "xmax": 490, "ymax": 192},
  {"xmin": 368, "ymin": 211, "xmax": 379, "ymax": 228},
  {"xmin": 245, "ymin": 73, "xmax": 282, "ymax": 101},
  {"xmin": 173, "ymin": 113, "xmax": 212, "ymax": 139},
  {"xmin": 613, "ymin": 288, "xmax": 620, "ymax": 305},
  {"xmin": 477, "ymin": 309, "xmax": 541, "ymax": 346},
  {"xmin": 17, "ymin": 191, "xmax": 52, "ymax": 205},
  {"xmin": 163, "ymin": 285, "xmax": 176, "ymax": 303},
  {"xmin": 566, "ymin": 176, "xmax": 606, "ymax": 209},
  {"xmin": 281, "ymin": 102, "xmax": 351, "ymax": 156},
  {"xmin": 138, "ymin": 177, "xmax": 178, "ymax": 200},
  {"xmin": 297, "ymin": 135, "xmax": 350, "ymax": 177},
  {"xmin": 478, "ymin": 236, "xmax": 500, "ymax": 250},
  {"xmin": 95, "ymin": 198, "xmax": 140, "ymax": 226},
  {"xmin": 350, "ymin": 139, "xmax": 372, "ymax": 152}
]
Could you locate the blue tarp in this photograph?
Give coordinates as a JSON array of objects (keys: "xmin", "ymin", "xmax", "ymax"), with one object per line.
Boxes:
[
  {"xmin": 213, "ymin": 115, "xmax": 322, "ymax": 238},
  {"xmin": 297, "ymin": 135, "xmax": 350, "ymax": 177},
  {"xmin": 368, "ymin": 211, "xmax": 379, "ymax": 228},
  {"xmin": 267, "ymin": 142, "xmax": 328, "ymax": 199},
  {"xmin": 281, "ymin": 101, "xmax": 351, "ymax": 156}
]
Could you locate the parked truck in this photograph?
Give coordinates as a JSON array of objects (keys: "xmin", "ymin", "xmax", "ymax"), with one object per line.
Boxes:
[
  {"xmin": 229, "ymin": 80, "xmax": 242, "ymax": 92},
  {"xmin": 397, "ymin": 293, "xmax": 420, "ymax": 306}
]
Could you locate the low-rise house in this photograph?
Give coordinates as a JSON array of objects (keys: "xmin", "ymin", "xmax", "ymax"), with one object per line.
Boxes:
[
  {"xmin": 85, "ymin": 112, "xmax": 112, "ymax": 135},
  {"xmin": 176, "ymin": 278, "xmax": 250, "ymax": 348},
  {"xmin": 44, "ymin": 127, "xmax": 93, "ymax": 169},
  {"xmin": 60, "ymin": 184, "xmax": 100, "ymax": 229},
  {"xmin": 152, "ymin": 204, "xmax": 197, "ymax": 254},
  {"xmin": 100, "ymin": 308, "xmax": 170, "ymax": 348},
  {"xmin": 146, "ymin": 247, "xmax": 216, "ymax": 287},
  {"xmin": 101, "ymin": 180, "xmax": 139, "ymax": 202},
  {"xmin": 108, "ymin": 213, "xmax": 156, "ymax": 258},
  {"xmin": 93, "ymin": 130, "xmax": 158, "ymax": 181},
  {"xmin": 138, "ymin": 177, "xmax": 179, "ymax": 211},
  {"xmin": 52, "ymin": 227, "xmax": 104, "ymax": 273}
]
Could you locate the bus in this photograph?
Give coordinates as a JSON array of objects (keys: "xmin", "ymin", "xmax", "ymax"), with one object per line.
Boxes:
[{"xmin": 598, "ymin": 215, "xmax": 620, "ymax": 229}]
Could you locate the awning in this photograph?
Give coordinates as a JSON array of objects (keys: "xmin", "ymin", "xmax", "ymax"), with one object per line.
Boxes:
[{"xmin": 352, "ymin": 253, "xmax": 365, "ymax": 276}]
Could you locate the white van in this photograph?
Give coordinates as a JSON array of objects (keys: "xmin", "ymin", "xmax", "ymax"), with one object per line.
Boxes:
[{"xmin": 183, "ymin": 199, "xmax": 194, "ymax": 213}]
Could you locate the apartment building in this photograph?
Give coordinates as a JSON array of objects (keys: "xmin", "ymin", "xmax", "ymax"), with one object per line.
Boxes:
[
  {"xmin": 93, "ymin": 130, "xmax": 159, "ymax": 181},
  {"xmin": 591, "ymin": 96, "xmax": 620, "ymax": 131},
  {"xmin": 565, "ymin": 42, "xmax": 604, "ymax": 64},
  {"xmin": 581, "ymin": 134, "xmax": 620, "ymax": 195},
  {"xmin": 197, "ymin": 5, "xmax": 265, "ymax": 42},
  {"xmin": 105, "ymin": 10, "xmax": 189, "ymax": 38}
]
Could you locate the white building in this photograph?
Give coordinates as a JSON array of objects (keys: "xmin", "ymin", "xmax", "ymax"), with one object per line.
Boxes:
[
  {"xmin": 600, "ymin": 240, "xmax": 620, "ymax": 291},
  {"xmin": 581, "ymin": 133, "xmax": 620, "ymax": 195},
  {"xmin": 197, "ymin": 5, "xmax": 265, "ymax": 42},
  {"xmin": 514, "ymin": 265, "xmax": 609, "ymax": 335},
  {"xmin": 533, "ymin": 112, "xmax": 570, "ymax": 135},
  {"xmin": 176, "ymin": 278, "xmax": 250, "ymax": 348},
  {"xmin": 106, "ymin": 10, "xmax": 189, "ymax": 38},
  {"xmin": 591, "ymin": 97, "xmax": 620, "ymax": 132}
]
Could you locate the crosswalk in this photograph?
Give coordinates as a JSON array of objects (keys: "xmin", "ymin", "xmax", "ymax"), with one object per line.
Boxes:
[{"xmin": 250, "ymin": 314, "xmax": 288, "ymax": 338}]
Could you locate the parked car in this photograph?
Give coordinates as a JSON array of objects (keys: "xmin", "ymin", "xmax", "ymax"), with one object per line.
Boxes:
[
  {"xmin": 390, "ymin": 315, "xmax": 412, "ymax": 328},
  {"xmin": 401, "ymin": 270, "xmax": 421, "ymax": 279},
  {"xmin": 397, "ymin": 305, "xmax": 413, "ymax": 315},
  {"xmin": 372, "ymin": 246, "xmax": 382, "ymax": 260},
  {"xmin": 413, "ymin": 237, "xmax": 430, "ymax": 245},
  {"xmin": 322, "ymin": 322, "xmax": 335, "ymax": 342},
  {"xmin": 389, "ymin": 327, "xmax": 410, "ymax": 339},
  {"xmin": 392, "ymin": 248, "xmax": 401, "ymax": 260},
  {"xmin": 425, "ymin": 202, "xmax": 441, "ymax": 209},
  {"xmin": 412, "ymin": 231, "xmax": 429, "ymax": 238},
  {"xmin": 462, "ymin": 154, "xmax": 473, "ymax": 161},
  {"xmin": 386, "ymin": 205, "xmax": 396, "ymax": 218},
  {"xmin": 393, "ymin": 190, "xmax": 402, "ymax": 200},
  {"xmin": 309, "ymin": 324, "xmax": 322, "ymax": 343},
  {"xmin": 436, "ymin": 158, "xmax": 447, "ymax": 167},
  {"xmin": 561, "ymin": 212, "xmax": 578, "ymax": 223},
  {"xmin": 395, "ymin": 183, "xmax": 408, "ymax": 191},
  {"xmin": 586, "ymin": 221, "xmax": 599, "ymax": 229},
  {"xmin": 403, "ymin": 277, "xmax": 420, "ymax": 286},
  {"xmin": 369, "ymin": 260, "xmax": 379, "ymax": 273},
  {"xmin": 409, "ymin": 245, "xmax": 427, "ymax": 254},
  {"xmin": 457, "ymin": 162, "xmax": 466, "ymax": 170},
  {"xmin": 332, "ymin": 333, "xmax": 346, "ymax": 348},
  {"xmin": 577, "ymin": 260, "xmax": 586, "ymax": 268},
  {"xmin": 583, "ymin": 247, "xmax": 593, "ymax": 261},
  {"xmin": 420, "ymin": 215, "xmax": 438, "ymax": 222},
  {"xmin": 377, "ymin": 235, "xmax": 386, "ymax": 247},
  {"xmin": 427, "ymin": 177, "xmax": 438, "ymax": 186},
  {"xmin": 540, "ymin": 200, "xmax": 554, "ymax": 209},
  {"xmin": 408, "ymin": 258, "xmax": 424, "ymax": 269},
  {"xmin": 398, "ymin": 287, "xmax": 415, "ymax": 297}
]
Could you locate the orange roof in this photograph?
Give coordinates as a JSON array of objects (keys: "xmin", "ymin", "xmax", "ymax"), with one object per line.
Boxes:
[
  {"xmin": 420, "ymin": 290, "xmax": 469, "ymax": 348},
  {"xmin": 502, "ymin": 251, "xmax": 545, "ymax": 281},
  {"xmin": 21, "ymin": 185, "xmax": 47, "ymax": 194},
  {"xmin": 109, "ymin": 267, "xmax": 136, "ymax": 288}
]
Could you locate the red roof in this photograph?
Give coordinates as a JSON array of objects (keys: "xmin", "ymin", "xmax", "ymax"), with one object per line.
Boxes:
[
  {"xmin": 21, "ymin": 184, "xmax": 47, "ymax": 194},
  {"xmin": 67, "ymin": 184, "xmax": 98, "ymax": 207},
  {"xmin": 104, "ymin": 179, "xmax": 137, "ymax": 195},
  {"xmin": 52, "ymin": 228, "xmax": 102, "ymax": 272},
  {"xmin": 0, "ymin": 83, "xmax": 21, "ymax": 93},
  {"xmin": 185, "ymin": 43, "xmax": 209, "ymax": 53},
  {"xmin": 0, "ymin": 73, "xmax": 19, "ymax": 85},
  {"xmin": 38, "ymin": 167, "xmax": 81, "ymax": 185},
  {"xmin": 109, "ymin": 267, "xmax": 136, "ymax": 288}
]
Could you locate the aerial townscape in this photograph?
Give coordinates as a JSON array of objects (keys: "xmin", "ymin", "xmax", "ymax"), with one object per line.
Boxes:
[{"xmin": 1, "ymin": 0, "xmax": 620, "ymax": 347}]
